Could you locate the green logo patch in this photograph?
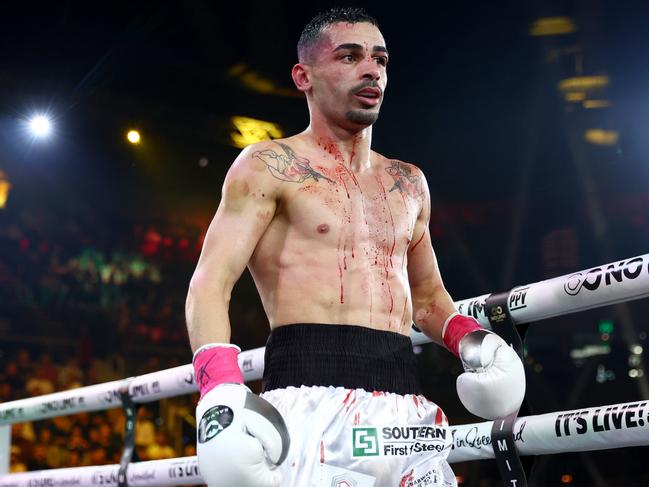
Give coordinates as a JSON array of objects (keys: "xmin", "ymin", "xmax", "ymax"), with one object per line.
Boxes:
[
  {"xmin": 352, "ymin": 427, "xmax": 379, "ymax": 457},
  {"xmin": 198, "ymin": 405, "xmax": 233, "ymax": 443}
]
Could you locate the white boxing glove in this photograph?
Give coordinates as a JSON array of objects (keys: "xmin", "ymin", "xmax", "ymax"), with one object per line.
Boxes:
[
  {"xmin": 456, "ymin": 329, "xmax": 526, "ymax": 420},
  {"xmin": 196, "ymin": 383, "xmax": 290, "ymax": 487}
]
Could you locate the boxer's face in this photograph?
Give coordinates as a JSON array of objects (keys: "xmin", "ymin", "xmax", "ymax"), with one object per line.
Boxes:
[{"xmin": 306, "ymin": 22, "xmax": 388, "ymax": 128}]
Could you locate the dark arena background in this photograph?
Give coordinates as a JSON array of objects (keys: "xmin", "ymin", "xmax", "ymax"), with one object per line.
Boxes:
[{"xmin": 1, "ymin": 1, "xmax": 649, "ymax": 486}]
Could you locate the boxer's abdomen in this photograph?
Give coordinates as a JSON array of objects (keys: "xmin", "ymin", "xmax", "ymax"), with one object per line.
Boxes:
[{"xmin": 249, "ymin": 170, "xmax": 418, "ymax": 334}]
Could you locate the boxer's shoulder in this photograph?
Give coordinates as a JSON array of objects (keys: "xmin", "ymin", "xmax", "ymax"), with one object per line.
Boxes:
[
  {"xmin": 217, "ymin": 143, "xmax": 284, "ymax": 216},
  {"xmin": 230, "ymin": 137, "xmax": 331, "ymax": 188},
  {"xmin": 376, "ymin": 154, "xmax": 423, "ymax": 176},
  {"xmin": 374, "ymin": 153, "xmax": 428, "ymax": 201}
]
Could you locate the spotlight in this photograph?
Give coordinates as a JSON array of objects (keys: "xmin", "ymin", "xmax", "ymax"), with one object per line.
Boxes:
[
  {"xmin": 127, "ymin": 130, "xmax": 141, "ymax": 144},
  {"xmin": 29, "ymin": 115, "xmax": 52, "ymax": 138}
]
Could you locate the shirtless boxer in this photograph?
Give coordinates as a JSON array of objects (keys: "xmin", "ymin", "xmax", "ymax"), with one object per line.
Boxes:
[{"xmin": 185, "ymin": 7, "xmax": 525, "ymax": 487}]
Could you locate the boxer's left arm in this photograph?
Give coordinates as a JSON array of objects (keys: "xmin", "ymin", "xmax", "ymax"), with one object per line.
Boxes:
[
  {"xmin": 406, "ymin": 170, "xmax": 457, "ymax": 345},
  {"xmin": 407, "ymin": 169, "xmax": 525, "ymax": 419}
]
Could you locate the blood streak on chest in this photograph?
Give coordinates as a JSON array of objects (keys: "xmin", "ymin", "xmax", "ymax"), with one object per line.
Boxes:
[
  {"xmin": 376, "ymin": 176, "xmax": 397, "ymax": 268},
  {"xmin": 337, "ymin": 235, "xmax": 345, "ymax": 304},
  {"xmin": 374, "ymin": 175, "xmax": 396, "ymax": 316},
  {"xmin": 336, "ymin": 171, "xmax": 351, "ymax": 200},
  {"xmin": 314, "ymin": 164, "xmax": 361, "ymax": 305}
]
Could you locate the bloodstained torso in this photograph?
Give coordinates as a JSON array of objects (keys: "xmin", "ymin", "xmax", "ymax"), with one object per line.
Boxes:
[{"xmin": 248, "ymin": 139, "xmax": 423, "ymax": 335}]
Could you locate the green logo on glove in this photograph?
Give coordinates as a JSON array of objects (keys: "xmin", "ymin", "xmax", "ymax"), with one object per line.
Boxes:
[
  {"xmin": 352, "ymin": 427, "xmax": 379, "ymax": 457},
  {"xmin": 198, "ymin": 405, "xmax": 234, "ymax": 443}
]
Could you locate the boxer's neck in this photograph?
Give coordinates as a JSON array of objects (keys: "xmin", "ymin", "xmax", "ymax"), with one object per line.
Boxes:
[{"xmin": 305, "ymin": 120, "xmax": 372, "ymax": 172}]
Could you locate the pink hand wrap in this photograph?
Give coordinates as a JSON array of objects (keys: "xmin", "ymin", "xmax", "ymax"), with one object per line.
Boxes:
[
  {"xmin": 442, "ymin": 313, "xmax": 482, "ymax": 357},
  {"xmin": 193, "ymin": 345, "xmax": 244, "ymax": 399}
]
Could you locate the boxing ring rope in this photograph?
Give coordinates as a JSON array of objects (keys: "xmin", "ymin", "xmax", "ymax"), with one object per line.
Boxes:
[{"xmin": 0, "ymin": 253, "xmax": 648, "ymax": 485}]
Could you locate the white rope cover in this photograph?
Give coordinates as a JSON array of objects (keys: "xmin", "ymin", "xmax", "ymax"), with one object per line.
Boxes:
[
  {"xmin": 2, "ymin": 253, "xmax": 647, "ymax": 426},
  {"xmin": 413, "ymin": 252, "xmax": 649, "ymax": 345},
  {"xmin": 0, "ymin": 400, "xmax": 647, "ymax": 486},
  {"xmin": 0, "ymin": 456, "xmax": 201, "ymax": 487},
  {"xmin": 448, "ymin": 400, "xmax": 649, "ymax": 463}
]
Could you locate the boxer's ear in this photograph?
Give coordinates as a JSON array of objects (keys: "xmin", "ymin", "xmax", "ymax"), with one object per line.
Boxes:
[{"xmin": 292, "ymin": 63, "xmax": 311, "ymax": 92}]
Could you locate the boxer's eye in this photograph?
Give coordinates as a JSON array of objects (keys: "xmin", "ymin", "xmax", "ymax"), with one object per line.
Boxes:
[{"xmin": 374, "ymin": 56, "xmax": 388, "ymax": 66}]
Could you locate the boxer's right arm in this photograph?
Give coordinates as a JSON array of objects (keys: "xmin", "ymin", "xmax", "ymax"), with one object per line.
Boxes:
[
  {"xmin": 185, "ymin": 144, "xmax": 289, "ymax": 487},
  {"xmin": 185, "ymin": 143, "xmax": 280, "ymax": 351}
]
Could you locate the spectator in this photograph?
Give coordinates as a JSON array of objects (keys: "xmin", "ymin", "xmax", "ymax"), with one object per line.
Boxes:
[
  {"xmin": 27, "ymin": 444, "xmax": 49, "ymax": 471},
  {"xmin": 67, "ymin": 450, "xmax": 83, "ymax": 468},
  {"xmin": 35, "ymin": 352, "xmax": 59, "ymax": 384},
  {"xmin": 68, "ymin": 425, "xmax": 88, "ymax": 451},
  {"xmin": 134, "ymin": 406, "xmax": 155, "ymax": 460},
  {"xmin": 16, "ymin": 349, "xmax": 34, "ymax": 382},
  {"xmin": 87, "ymin": 444, "xmax": 108, "ymax": 466},
  {"xmin": 57, "ymin": 356, "xmax": 84, "ymax": 390},
  {"xmin": 97, "ymin": 423, "xmax": 122, "ymax": 460},
  {"xmin": 38, "ymin": 427, "xmax": 63, "ymax": 468},
  {"xmin": 9, "ymin": 446, "xmax": 27, "ymax": 473},
  {"xmin": 2, "ymin": 361, "xmax": 23, "ymax": 393},
  {"xmin": 145, "ymin": 431, "xmax": 176, "ymax": 460},
  {"xmin": 0, "ymin": 382, "xmax": 13, "ymax": 402},
  {"xmin": 107, "ymin": 408, "xmax": 125, "ymax": 439},
  {"xmin": 50, "ymin": 415, "xmax": 72, "ymax": 447},
  {"xmin": 25, "ymin": 376, "xmax": 54, "ymax": 397},
  {"xmin": 77, "ymin": 325, "xmax": 94, "ymax": 381},
  {"xmin": 11, "ymin": 422, "xmax": 35, "ymax": 450}
]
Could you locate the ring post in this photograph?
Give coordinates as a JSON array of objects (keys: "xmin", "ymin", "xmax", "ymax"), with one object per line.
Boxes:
[
  {"xmin": 484, "ymin": 291, "xmax": 528, "ymax": 487},
  {"xmin": 118, "ymin": 380, "xmax": 136, "ymax": 487},
  {"xmin": 0, "ymin": 425, "xmax": 9, "ymax": 474}
]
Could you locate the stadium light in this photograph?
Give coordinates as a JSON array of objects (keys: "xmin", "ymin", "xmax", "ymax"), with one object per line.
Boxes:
[
  {"xmin": 127, "ymin": 130, "xmax": 141, "ymax": 144},
  {"xmin": 28, "ymin": 115, "xmax": 52, "ymax": 138}
]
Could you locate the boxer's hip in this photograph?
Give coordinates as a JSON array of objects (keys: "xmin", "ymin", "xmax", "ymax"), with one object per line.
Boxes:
[
  {"xmin": 260, "ymin": 324, "xmax": 456, "ymax": 486},
  {"xmin": 261, "ymin": 386, "xmax": 455, "ymax": 487}
]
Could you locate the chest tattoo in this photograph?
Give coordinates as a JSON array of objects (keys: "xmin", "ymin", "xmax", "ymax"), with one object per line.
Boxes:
[
  {"xmin": 253, "ymin": 142, "xmax": 335, "ymax": 184},
  {"xmin": 385, "ymin": 160, "xmax": 424, "ymax": 199}
]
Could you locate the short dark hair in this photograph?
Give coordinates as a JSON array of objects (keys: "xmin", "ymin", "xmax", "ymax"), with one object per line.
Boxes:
[{"xmin": 298, "ymin": 7, "xmax": 379, "ymax": 63}]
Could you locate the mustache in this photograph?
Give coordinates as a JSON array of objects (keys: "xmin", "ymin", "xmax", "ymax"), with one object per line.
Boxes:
[{"xmin": 349, "ymin": 81, "xmax": 382, "ymax": 96}]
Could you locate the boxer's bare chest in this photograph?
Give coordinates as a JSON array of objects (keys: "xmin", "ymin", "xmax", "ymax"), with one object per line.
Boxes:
[{"xmin": 252, "ymin": 142, "xmax": 423, "ymax": 256}]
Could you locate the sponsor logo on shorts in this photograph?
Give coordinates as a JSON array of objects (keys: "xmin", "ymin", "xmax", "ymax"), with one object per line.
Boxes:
[
  {"xmin": 331, "ymin": 474, "xmax": 357, "ymax": 487},
  {"xmin": 315, "ymin": 464, "xmax": 375, "ymax": 487},
  {"xmin": 402, "ymin": 470, "xmax": 437, "ymax": 487},
  {"xmin": 352, "ymin": 425, "xmax": 447, "ymax": 458},
  {"xmin": 198, "ymin": 405, "xmax": 234, "ymax": 443},
  {"xmin": 352, "ymin": 428, "xmax": 379, "ymax": 457}
]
